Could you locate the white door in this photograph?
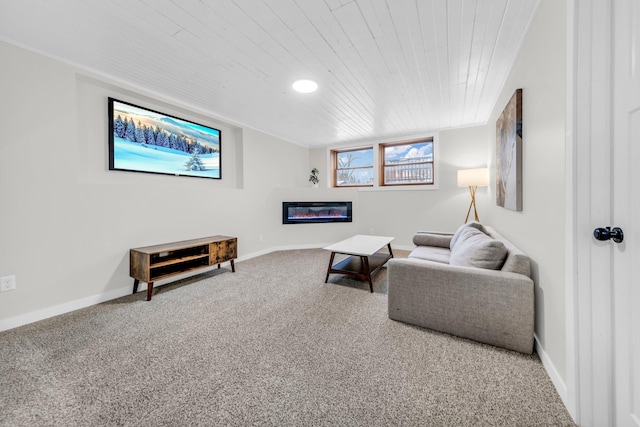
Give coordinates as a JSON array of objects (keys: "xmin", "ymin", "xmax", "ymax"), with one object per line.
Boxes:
[
  {"xmin": 571, "ymin": 0, "xmax": 640, "ymax": 425},
  {"xmin": 612, "ymin": 0, "xmax": 640, "ymax": 425}
]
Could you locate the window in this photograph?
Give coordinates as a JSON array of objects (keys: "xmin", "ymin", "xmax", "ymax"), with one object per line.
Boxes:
[
  {"xmin": 330, "ymin": 136, "xmax": 436, "ymax": 188},
  {"xmin": 332, "ymin": 147, "xmax": 374, "ymax": 187},
  {"xmin": 380, "ymin": 139, "xmax": 434, "ymax": 186}
]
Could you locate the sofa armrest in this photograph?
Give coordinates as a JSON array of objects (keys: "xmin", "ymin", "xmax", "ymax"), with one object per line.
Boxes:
[
  {"xmin": 387, "ymin": 258, "xmax": 535, "ymax": 354},
  {"xmin": 413, "ymin": 232, "xmax": 454, "ymax": 248}
]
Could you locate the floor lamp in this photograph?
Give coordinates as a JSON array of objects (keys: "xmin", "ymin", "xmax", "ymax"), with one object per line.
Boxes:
[{"xmin": 457, "ymin": 168, "xmax": 490, "ymax": 223}]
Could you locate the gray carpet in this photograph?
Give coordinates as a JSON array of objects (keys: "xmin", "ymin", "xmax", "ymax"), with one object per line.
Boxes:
[{"xmin": 0, "ymin": 249, "xmax": 575, "ymax": 426}]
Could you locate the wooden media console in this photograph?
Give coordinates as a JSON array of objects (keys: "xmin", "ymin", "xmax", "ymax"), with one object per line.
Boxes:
[{"xmin": 130, "ymin": 235, "xmax": 237, "ymax": 301}]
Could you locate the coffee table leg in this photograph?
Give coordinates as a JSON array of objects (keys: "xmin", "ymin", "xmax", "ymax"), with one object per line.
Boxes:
[
  {"xmin": 362, "ymin": 256, "xmax": 373, "ymax": 293},
  {"xmin": 387, "ymin": 243, "xmax": 394, "ymax": 258},
  {"xmin": 325, "ymin": 252, "xmax": 336, "ymax": 283}
]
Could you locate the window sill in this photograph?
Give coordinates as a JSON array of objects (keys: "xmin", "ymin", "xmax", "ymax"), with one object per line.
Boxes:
[{"xmin": 356, "ymin": 184, "xmax": 439, "ymax": 192}]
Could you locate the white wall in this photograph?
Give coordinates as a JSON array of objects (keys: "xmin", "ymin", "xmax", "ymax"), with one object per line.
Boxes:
[
  {"xmin": 483, "ymin": 0, "xmax": 567, "ymax": 385},
  {"xmin": 0, "ymin": 41, "xmax": 315, "ymax": 328}
]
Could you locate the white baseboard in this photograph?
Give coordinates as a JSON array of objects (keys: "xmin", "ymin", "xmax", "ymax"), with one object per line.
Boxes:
[
  {"xmin": 534, "ymin": 334, "xmax": 570, "ymax": 413},
  {"xmin": 0, "ymin": 242, "xmax": 415, "ymax": 332},
  {"xmin": 0, "ymin": 244, "xmax": 327, "ymax": 332},
  {"xmin": 0, "ymin": 285, "xmax": 134, "ymax": 332}
]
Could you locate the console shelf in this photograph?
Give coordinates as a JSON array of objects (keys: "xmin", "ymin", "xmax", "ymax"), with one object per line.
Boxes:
[
  {"xmin": 150, "ymin": 253, "xmax": 210, "ymax": 269},
  {"xmin": 130, "ymin": 235, "xmax": 237, "ymax": 301}
]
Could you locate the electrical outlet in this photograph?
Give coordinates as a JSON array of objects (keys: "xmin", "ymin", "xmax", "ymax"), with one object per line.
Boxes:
[{"xmin": 0, "ymin": 275, "xmax": 16, "ymax": 292}]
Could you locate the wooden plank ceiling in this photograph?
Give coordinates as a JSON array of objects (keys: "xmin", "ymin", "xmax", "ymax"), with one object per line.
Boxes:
[{"xmin": 0, "ymin": 0, "xmax": 539, "ymax": 147}]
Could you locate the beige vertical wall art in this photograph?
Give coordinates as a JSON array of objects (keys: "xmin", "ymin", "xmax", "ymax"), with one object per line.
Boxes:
[{"xmin": 496, "ymin": 88, "xmax": 523, "ymax": 211}]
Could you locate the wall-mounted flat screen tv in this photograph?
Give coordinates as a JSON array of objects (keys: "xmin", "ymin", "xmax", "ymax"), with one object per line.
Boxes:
[{"xmin": 108, "ymin": 98, "xmax": 221, "ymax": 179}]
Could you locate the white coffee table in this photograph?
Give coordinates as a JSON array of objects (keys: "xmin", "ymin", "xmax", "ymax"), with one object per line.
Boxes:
[{"xmin": 323, "ymin": 235, "xmax": 395, "ymax": 292}]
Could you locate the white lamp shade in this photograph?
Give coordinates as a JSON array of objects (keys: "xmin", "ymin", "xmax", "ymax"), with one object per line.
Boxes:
[{"xmin": 457, "ymin": 168, "xmax": 490, "ymax": 187}]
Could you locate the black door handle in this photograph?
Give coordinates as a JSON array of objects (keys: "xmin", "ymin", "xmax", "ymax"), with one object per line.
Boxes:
[{"xmin": 593, "ymin": 226, "xmax": 624, "ymax": 243}]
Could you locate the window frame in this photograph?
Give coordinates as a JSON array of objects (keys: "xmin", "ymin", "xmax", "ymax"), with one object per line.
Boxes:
[
  {"xmin": 329, "ymin": 134, "xmax": 438, "ymax": 190},
  {"xmin": 331, "ymin": 146, "xmax": 375, "ymax": 188},
  {"xmin": 378, "ymin": 139, "xmax": 435, "ymax": 187}
]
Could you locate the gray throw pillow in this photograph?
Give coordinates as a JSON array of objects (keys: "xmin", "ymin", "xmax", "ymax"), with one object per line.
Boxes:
[
  {"xmin": 449, "ymin": 226, "xmax": 507, "ymax": 270},
  {"xmin": 449, "ymin": 221, "xmax": 486, "ymax": 249}
]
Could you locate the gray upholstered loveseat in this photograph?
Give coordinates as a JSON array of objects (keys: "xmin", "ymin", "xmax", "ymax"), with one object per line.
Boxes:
[{"xmin": 387, "ymin": 222, "xmax": 535, "ymax": 354}]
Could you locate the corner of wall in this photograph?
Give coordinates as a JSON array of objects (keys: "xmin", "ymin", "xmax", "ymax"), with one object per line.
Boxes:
[{"xmin": 235, "ymin": 128, "xmax": 245, "ymax": 189}]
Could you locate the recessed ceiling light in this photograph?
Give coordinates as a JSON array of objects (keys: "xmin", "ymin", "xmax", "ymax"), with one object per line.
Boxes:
[{"xmin": 292, "ymin": 79, "xmax": 318, "ymax": 93}]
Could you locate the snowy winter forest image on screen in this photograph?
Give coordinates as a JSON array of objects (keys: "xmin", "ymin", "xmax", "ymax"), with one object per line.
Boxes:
[{"xmin": 108, "ymin": 99, "xmax": 221, "ymax": 179}]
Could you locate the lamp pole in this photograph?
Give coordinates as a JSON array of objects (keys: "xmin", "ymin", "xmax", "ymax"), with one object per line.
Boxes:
[{"xmin": 465, "ymin": 185, "xmax": 480, "ymax": 223}]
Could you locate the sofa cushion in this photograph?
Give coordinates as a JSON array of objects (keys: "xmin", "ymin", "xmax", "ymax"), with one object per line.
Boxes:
[
  {"xmin": 449, "ymin": 227, "xmax": 508, "ymax": 270},
  {"xmin": 409, "ymin": 246, "xmax": 451, "ymax": 264},
  {"xmin": 450, "ymin": 221, "xmax": 486, "ymax": 249}
]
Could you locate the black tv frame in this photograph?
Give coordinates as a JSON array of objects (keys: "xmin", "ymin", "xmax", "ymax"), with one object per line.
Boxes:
[{"xmin": 108, "ymin": 97, "xmax": 222, "ymax": 179}]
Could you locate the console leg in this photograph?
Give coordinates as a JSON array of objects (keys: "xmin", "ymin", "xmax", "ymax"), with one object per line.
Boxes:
[
  {"xmin": 230, "ymin": 260, "xmax": 235, "ymax": 272},
  {"xmin": 132, "ymin": 279, "xmax": 139, "ymax": 295},
  {"xmin": 147, "ymin": 282, "xmax": 154, "ymax": 301}
]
